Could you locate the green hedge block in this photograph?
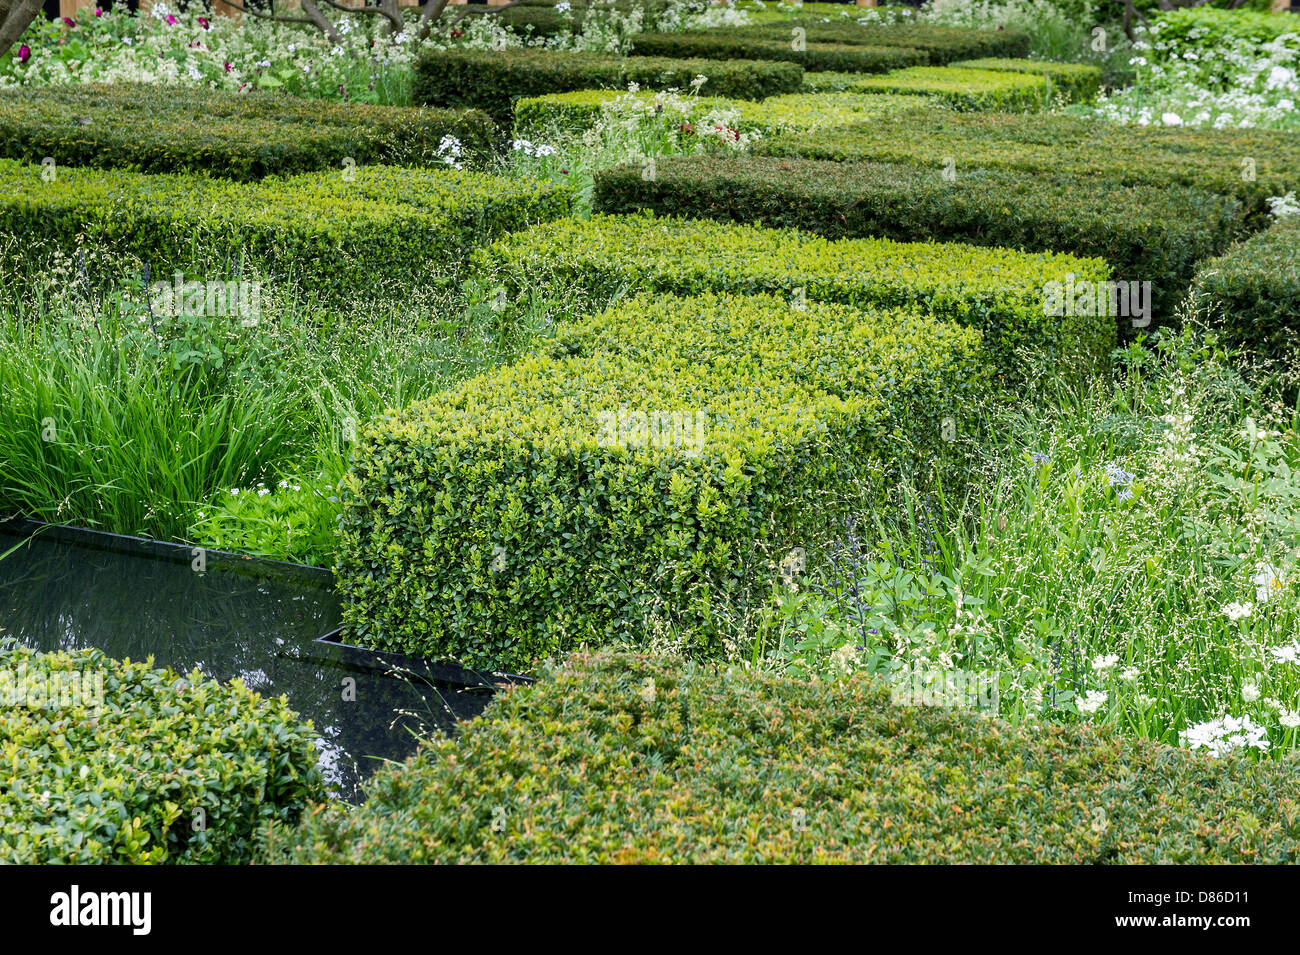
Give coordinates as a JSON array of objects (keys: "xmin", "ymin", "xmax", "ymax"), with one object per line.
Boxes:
[
  {"xmin": 0, "ymin": 159, "xmax": 572, "ymax": 305},
  {"xmin": 0, "ymin": 83, "xmax": 498, "ymax": 179},
  {"xmin": 336, "ymin": 291, "xmax": 988, "ymax": 671},
  {"xmin": 629, "ymin": 31, "xmax": 928, "ymax": 73},
  {"xmin": 512, "ymin": 88, "xmax": 932, "ymax": 138},
  {"xmin": 473, "ymin": 213, "xmax": 1114, "ymax": 387},
  {"xmin": 0, "ymin": 644, "xmax": 324, "ymax": 864},
  {"xmin": 949, "ymin": 57, "xmax": 1103, "ymax": 103},
  {"xmin": 755, "ymin": 110, "xmax": 1300, "ymax": 218},
  {"xmin": 412, "ymin": 47, "xmax": 804, "ymax": 125},
  {"xmin": 733, "ymin": 20, "xmax": 1032, "ymax": 64},
  {"xmin": 1191, "ymin": 216, "xmax": 1300, "ymax": 358},
  {"xmin": 815, "ymin": 65, "xmax": 1052, "ymax": 112},
  {"xmin": 263, "ymin": 650, "xmax": 1300, "ymax": 864},
  {"xmin": 592, "ymin": 154, "xmax": 1242, "ymax": 324}
]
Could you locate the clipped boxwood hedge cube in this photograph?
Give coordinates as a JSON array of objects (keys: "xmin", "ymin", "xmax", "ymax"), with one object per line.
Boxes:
[
  {"xmin": 809, "ymin": 66, "xmax": 1053, "ymax": 112},
  {"xmin": 336, "ymin": 292, "xmax": 989, "ymax": 671},
  {"xmin": 0, "ymin": 159, "xmax": 572, "ymax": 305},
  {"xmin": 592, "ymin": 154, "xmax": 1243, "ymax": 325},
  {"xmin": 732, "ymin": 20, "xmax": 1032, "ymax": 64},
  {"xmin": 948, "ymin": 57, "xmax": 1103, "ymax": 103},
  {"xmin": 0, "ymin": 83, "xmax": 498, "ymax": 179},
  {"xmin": 472, "ymin": 212, "xmax": 1115, "ymax": 387},
  {"xmin": 412, "ymin": 47, "xmax": 804, "ymax": 126},
  {"xmin": 0, "ymin": 644, "xmax": 324, "ymax": 864},
  {"xmin": 755, "ymin": 109, "xmax": 1299, "ymax": 218},
  {"xmin": 263, "ymin": 650, "xmax": 1300, "ymax": 864},
  {"xmin": 1191, "ymin": 216, "xmax": 1300, "ymax": 358},
  {"xmin": 629, "ymin": 31, "xmax": 928, "ymax": 73}
]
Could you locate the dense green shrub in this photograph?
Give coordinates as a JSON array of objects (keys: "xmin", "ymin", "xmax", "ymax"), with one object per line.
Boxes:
[
  {"xmin": 593, "ymin": 155, "xmax": 1243, "ymax": 322},
  {"xmin": 817, "ymin": 65, "xmax": 1052, "ymax": 111},
  {"xmin": 949, "ymin": 58, "xmax": 1102, "ymax": 103},
  {"xmin": 629, "ymin": 31, "xmax": 927, "ymax": 73},
  {"xmin": 263, "ymin": 650, "xmax": 1300, "ymax": 864},
  {"xmin": 0, "ymin": 84, "xmax": 497, "ymax": 179},
  {"xmin": 473, "ymin": 213, "xmax": 1114, "ymax": 386},
  {"xmin": 1190, "ymin": 216, "xmax": 1300, "ymax": 359},
  {"xmin": 336, "ymin": 292, "xmax": 988, "ymax": 671},
  {"xmin": 412, "ymin": 48, "xmax": 803, "ymax": 124},
  {"xmin": 754, "ymin": 110, "xmax": 1300, "ymax": 217},
  {"xmin": 0, "ymin": 643, "xmax": 324, "ymax": 864},
  {"xmin": 513, "ymin": 88, "xmax": 931, "ymax": 138},
  {"xmin": 0, "ymin": 159, "xmax": 572, "ymax": 305},
  {"xmin": 1150, "ymin": 6, "xmax": 1300, "ymax": 54},
  {"xmin": 732, "ymin": 20, "xmax": 1032, "ymax": 63}
]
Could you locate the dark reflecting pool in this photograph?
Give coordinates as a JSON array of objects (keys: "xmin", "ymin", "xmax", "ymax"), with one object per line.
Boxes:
[{"xmin": 0, "ymin": 520, "xmax": 512, "ymax": 803}]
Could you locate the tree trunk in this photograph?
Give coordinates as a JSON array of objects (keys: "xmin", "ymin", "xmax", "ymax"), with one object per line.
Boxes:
[{"xmin": 0, "ymin": 0, "xmax": 43, "ymax": 62}]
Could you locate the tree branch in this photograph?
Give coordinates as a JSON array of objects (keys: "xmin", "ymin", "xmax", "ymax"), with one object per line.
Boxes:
[{"xmin": 0, "ymin": 0, "xmax": 43, "ymax": 61}]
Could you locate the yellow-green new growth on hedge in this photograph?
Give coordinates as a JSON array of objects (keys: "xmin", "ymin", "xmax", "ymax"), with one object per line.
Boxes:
[
  {"xmin": 806, "ymin": 66, "xmax": 1053, "ymax": 112},
  {"xmin": 948, "ymin": 58, "xmax": 1102, "ymax": 103},
  {"xmin": 337, "ymin": 292, "xmax": 990, "ymax": 671},
  {"xmin": 472, "ymin": 213, "xmax": 1114, "ymax": 388},
  {"xmin": 0, "ymin": 159, "xmax": 573, "ymax": 305}
]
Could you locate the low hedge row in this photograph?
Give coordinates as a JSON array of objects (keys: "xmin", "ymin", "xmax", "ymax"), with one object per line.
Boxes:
[
  {"xmin": 0, "ymin": 159, "xmax": 572, "ymax": 304},
  {"xmin": 0, "ymin": 643, "xmax": 324, "ymax": 864},
  {"xmin": 335, "ymin": 291, "xmax": 988, "ymax": 671},
  {"xmin": 593, "ymin": 155, "xmax": 1243, "ymax": 324},
  {"xmin": 1191, "ymin": 216, "xmax": 1300, "ymax": 359},
  {"xmin": 412, "ymin": 48, "xmax": 803, "ymax": 125},
  {"xmin": 472, "ymin": 213, "xmax": 1114, "ymax": 387},
  {"xmin": 263, "ymin": 651, "xmax": 1300, "ymax": 864},
  {"xmin": 513, "ymin": 88, "xmax": 933, "ymax": 137},
  {"xmin": 629, "ymin": 31, "xmax": 928, "ymax": 73},
  {"xmin": 0, "ymin": 83, "xmax": 497, "ymax": 179},
  {"xmin": 808, "ymin": 65, "xmax": 1052, "ymax": 112},
  {"xmin": 754, "ymin": 110, "xmax": 1300, "ymax": 217},
  {"xmin": 949, "ymin": 57, "xmax": 1103, "ymax": 103},
  {"xmin": 732, "ymin": 20, "xmax": 1032, "ymax": 64}
]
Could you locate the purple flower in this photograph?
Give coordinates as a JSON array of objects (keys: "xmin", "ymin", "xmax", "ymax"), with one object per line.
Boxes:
[
  {"xmin": 166, "ymin": 14, "xmax": 178, "ymax": 25},
  {"xmin": 16, "ymin": 44, "xmax": 31, "ymax": 64},
  {"xmin": 198, "ymin": 16, "xmax": 210, "ymax": 29},
  {"xmin": 62, "ymin": 16, "xmax": 75, "ymax": 27},
  {"xmin": 223, "ymin": 61, "xmax": 232, "ymax": 72}
]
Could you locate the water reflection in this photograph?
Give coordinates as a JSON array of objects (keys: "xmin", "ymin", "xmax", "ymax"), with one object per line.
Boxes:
[{"xmin": 0, "ymin": 521, "xmax": 498, "ymax": 803}]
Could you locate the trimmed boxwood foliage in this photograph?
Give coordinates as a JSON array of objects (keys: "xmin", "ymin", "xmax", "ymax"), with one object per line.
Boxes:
[
  {"xmin": 412, "ymin": 48, "xmax": 803, "ymax": 125},
  {"xmin": 629, "ymin": 31, "xmax": 927, "ymax": 73},
  {"xmin": 0, "ymin": 159, "xmax": 572, "ymax": 304},
  {"xmin": 732, "ymin": 20, "xmax": 1032, "ymax": 64},
  {"xmin": 263, "ymin": 651, "xmax": 1300, "ymax": 864},
  {"xmin": 473, "ymin": 213, "xmax": 1114, "ymax": 387},
  {"xmin": 336, "ymin": 292, "xmax": 989, "ymax": 671},
  {"xmin": 593, "ymin": 155, "xmax": 1242, "ymax": 322},
  {"xmin": 0, "ymin": 643, "xmax": 324, "ymax": 864},
  {"xmin": 812, "ymin": 65, "xmax": 1052, "ymax": 111},
  {"xmin": 0, "ymin": 83, "xmax": 497, "ymax": 179},
  {"xmin": 1191, "ymin": 217, "xmax": 1300, "ymax": 359},
  {"xmin": 949, "ymin": 57, "xmax": 1102, "ymax": 103},
  {"xmin": 755, "ymin": 110, "xmax": 1300, "ymax": 218},
  {"xmin": 513, "ymin": 88, "xmax": 931, "ymax": 138}
]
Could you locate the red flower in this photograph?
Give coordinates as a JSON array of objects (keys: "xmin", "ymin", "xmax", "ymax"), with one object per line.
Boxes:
[
  {"xmin": 198, "ymin": 16, "xmax": 209, "ymax": 29},
  {"xmin": 16, "ymin": 43, "xmax": 30, "ymax": 64},
  {"xmin": 680, "ymin": 122, "xmax": 693, "ymax": 135},
  {"xmin": 450, "ymin": 28, "xmax": 463, "ymax": 38}
]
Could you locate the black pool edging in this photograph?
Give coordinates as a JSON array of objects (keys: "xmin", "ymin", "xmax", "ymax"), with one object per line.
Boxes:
[{"xmin": 0, "ymin": 516, "xmax": 535, "ymax": 691}]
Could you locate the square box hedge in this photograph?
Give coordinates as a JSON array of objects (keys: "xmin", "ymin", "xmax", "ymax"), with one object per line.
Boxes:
[
  {"xmin": 336, "ymin": 292, "xmax": 989, "ymax": 672},
  {"xmin": 0, "ymin": 159, "xmax": 573, "ymax": 305},
  {"xmin": 473, "ymin": 213, "xmax": 1115, "ymax": 388}
]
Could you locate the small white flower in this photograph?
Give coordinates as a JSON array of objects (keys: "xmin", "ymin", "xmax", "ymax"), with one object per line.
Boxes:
[
  {"xmin": 1243, "ymin": 682, "xmax": 1261, "ymax": 703},
  {"xmin": 1271, "ymin": 642, "xmax": 1300, "ymax": 665},
  {"xmin": 1078, "ymin": 690, "xmax": 1108, "ymax": 715},
  {"xmin": 1161, "ymin": 112, "xmax": 1183, "ymax": 126},
  {"xmin": 230, "ymin": 488, "xmax": 240, "ymax": 496},
  {"xmin": 1224, "ymin": 601, "xmax": 1254, "ymax": 621},
  {"xmin": 1119, "ymin": 667, "xmax": 1139, "ymax": 682},
  {"xmin": 1253, "ymin": 563, "xmax": 1283, "ymax": 604},
  {"xmin": 556, "ymin": 1, "xmax": 571, "ymax": 11},
  {"xmin": 1091, "ymin": 654, "xmax": 1119, "ymax": 673}
]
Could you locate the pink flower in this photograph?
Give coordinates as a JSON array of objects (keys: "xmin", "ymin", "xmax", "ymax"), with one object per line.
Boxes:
[
  {"xmin": 166, "ymin": 14, "xmax": 178, "ymax": 25},
  {"xmin": 16, "ymin": 43, "xmax": 30, "ymax": 64},
  {"xmin": 198, "ymin": 16, "xmax": 209, "ymax": 29},
  {"xmin": 95, "ymin": 7, "xmax": 102, "ymax": 15},
  {"xmin": 223, "ymin": 61, "xmax": 232, "ymax": 72},
  {"xmin": 62, "ymin": 16, "xmax": 75, "ymax": 27}
]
